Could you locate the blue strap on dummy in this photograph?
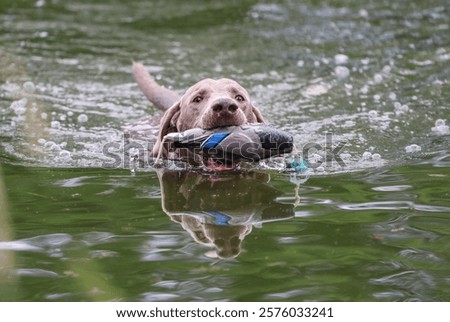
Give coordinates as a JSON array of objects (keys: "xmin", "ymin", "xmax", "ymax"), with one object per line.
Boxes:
[{"xmin": 201, "ymin": 133, "xmax": 230, "ymax": 149}]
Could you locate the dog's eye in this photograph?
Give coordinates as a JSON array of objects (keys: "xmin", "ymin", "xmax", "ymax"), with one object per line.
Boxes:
[
  {"xmin": 235, "ymin": 95, "xmax": 245, "ymax": 102},
  {"xmin": 192, "ymin": 96, "xmax": 203, "ymax": 103}
]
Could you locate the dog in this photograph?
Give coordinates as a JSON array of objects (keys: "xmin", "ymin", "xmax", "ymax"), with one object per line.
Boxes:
[{"xmin": 132, "ymin": 62, "xmax": 266, "ymax": 169}]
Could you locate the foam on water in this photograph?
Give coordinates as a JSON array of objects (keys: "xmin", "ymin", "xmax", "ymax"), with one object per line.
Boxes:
[
  {"xmin": 334, "ymin": 66, "xmax": 350, "ymax": 80},
  {"xmin": 77, "ymin": 113, "xmax": 88, "ymax": 123},
  {"xmin": 405, "ymin": 144, "xmax": 422, "ymax": 153},
  {"xmin": 431, "ymin": 119, "xmax": 450, "ymax": 135},
  {"xmin": 334, "ymin": 54, "xmax": 349, "ymax": 65}
]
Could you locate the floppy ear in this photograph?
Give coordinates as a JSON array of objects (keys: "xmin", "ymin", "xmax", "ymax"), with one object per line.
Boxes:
[
  {"xmin": 151, "ymin": 100, "xmax": 181, "ymax": 157},
  {"xmin": 251, "ymin": 105, "xmax": 267, "ymax": 124}
]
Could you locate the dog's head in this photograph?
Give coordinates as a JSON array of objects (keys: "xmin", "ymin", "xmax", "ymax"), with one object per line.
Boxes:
[{"xmin": 152, "ymin": 78, "xmax": 265, "ymax": 158}]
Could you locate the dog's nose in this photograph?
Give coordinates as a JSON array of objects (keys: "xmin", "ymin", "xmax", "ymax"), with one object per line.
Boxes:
[{"xmin": 211, "ymin": 98, "xmax": 239, "ymax": 113}]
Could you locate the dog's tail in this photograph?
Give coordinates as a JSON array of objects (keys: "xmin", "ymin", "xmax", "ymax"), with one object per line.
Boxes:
[{"xmin": 132, "ymin": 62, "xmax": 180, "ymax": 111}]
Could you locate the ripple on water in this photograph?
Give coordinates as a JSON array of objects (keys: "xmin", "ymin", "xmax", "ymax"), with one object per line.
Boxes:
[
  {"xmin": 80, "ymin": 231, "xmax": 115, "ymax": 246},
  {"xmin": 55, "ymin": 176, "xmax": 98, "ymax": 188},
  {"xmin": 141, "ymin": 292, "xmax": 180, "ymax": 302},
  {"xmin": 398, "ymin": 248, "xmax": 443, "ymax": 263},
  {"xmin": 372, "ymin": 290, "xmax": 407, "ymax": 300},
  {"xmin": 339, "ymin": 201, "xmax": 450, "ymax": 213},
  {"xmin": 264, "ymin": 288, "xmax": 309, "ymax": 300},
  {"xmin": 0, "ymin": 240, "xmax": 42, "ymax": 252},
  {"xmin": 153, "ymin": 280, "xmax": 178, "ymax": 290},
  {"xmin": 339, "ymin": 201, "xmax": 414, "ymax": 211},
  {"xmin": 372, "ymin": 185, "xmax": 412, "ymax": 192},
  {"xmin": 140, "ymin": 234, "xmax": 194, "ymax": 261},
  {"xmin": 0, "ymin": 233, "xmax": 72, "ymax": 260},
  {"xmin": 24, "ymin": 233, "xmax": 72, "ymax": 248},
  {"xmin": 370, "ymin": 270, "xmax": 436, "ymax": 301},
  {"xmin": 16, "ymin": 268, "xmax": 59, "ymax": 278}
]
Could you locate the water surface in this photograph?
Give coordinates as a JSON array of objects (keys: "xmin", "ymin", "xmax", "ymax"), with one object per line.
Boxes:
[{"xmin": 0, "ymin": 0, "xmax": 449, "ymax": 301}]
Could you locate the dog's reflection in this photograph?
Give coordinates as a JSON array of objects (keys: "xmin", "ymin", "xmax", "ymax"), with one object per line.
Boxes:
[{"xmin": 156, "ymin": 169, "xmax": 295, "ymax": 258}]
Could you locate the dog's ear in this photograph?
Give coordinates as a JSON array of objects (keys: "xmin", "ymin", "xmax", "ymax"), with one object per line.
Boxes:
[
  {"xmin": 251, "ymin": 105, "xmax": 266, "ymax": 124},
  {"xmin": 151, "ymin": 100, "xmax": 181, "ymax": 157}
]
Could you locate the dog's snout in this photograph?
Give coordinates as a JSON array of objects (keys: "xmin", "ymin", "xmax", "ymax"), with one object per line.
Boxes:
[{"xmin": 211, "ymin": 99, "xmax": 239, "ymax": 114}]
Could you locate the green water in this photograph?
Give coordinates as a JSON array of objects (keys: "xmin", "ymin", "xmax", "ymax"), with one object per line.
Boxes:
[{"xmin": 1, "ymin": 0, "xmax": 449, "ymax": 301}]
